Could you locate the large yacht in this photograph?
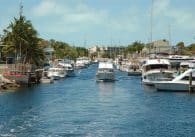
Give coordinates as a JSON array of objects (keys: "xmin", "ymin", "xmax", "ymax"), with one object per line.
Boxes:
[
  {"xmin": 155, "ymin": 69, "xmax": 195, "ymax": 91},
  {"xmin": 141, "ymin": 59, "xmax": 174, "ymax": 86},
  {"xmin": 96, "ymin": 60, "xmax": 115, "ymax": 82}
]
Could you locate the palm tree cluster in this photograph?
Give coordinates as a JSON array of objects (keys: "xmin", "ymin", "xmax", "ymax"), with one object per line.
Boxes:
[
  {"xmin": 124, "ymin": 41, "xmax": 145, "ymax": 57},
  {"xmin": 49, "ymin": 39, "xmax": 88, "ymax": 60},
  {"xmin": 176, "ymin": 41, "xmax": 195, "ymax": 55},
  {"xmin": 2, "ymin": 16, "xmax": 45, "ymax": 66}
]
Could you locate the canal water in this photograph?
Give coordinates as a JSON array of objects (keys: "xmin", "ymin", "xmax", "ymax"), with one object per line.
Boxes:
[{"xmin": 0, "ymin": 64, "xmax": 195, "ymax": 137}]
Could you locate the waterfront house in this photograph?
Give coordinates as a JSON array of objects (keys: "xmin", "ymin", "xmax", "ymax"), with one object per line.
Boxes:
[{"xmin": 142, "ymin": 39, "xmax": 175, "ymax": 56}]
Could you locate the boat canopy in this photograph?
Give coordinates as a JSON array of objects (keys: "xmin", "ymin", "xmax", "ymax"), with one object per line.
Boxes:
[
  {"xmin": 98, "ymin": 62, "xmax": 113, "ymax": 69},
  {"xmin": 143, "ymin": 59, "xmax": 170, "ymax": 66}
]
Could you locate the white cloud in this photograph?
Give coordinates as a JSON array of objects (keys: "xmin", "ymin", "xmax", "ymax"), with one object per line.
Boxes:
[
  {"xmin": 153, "ymin": 0, "xmax": 170, "ymax": 16},
  {"xmin": 32, "ymin": 0, "xmax": 67, "ymax": 16},
  {"xmin": 152, "ymin": 0, "xmax": 195, "ymax": 30},
  {"xmin": 169, "ymin": 10, "xmax": 195, "ymax": 30},
  {"xmin": 31, "ymin": 0, "xmax": 140, "ymax": 34},
  {"xmin": 30, "ymin": 0, "xmax": 195, "ymax": 45}
]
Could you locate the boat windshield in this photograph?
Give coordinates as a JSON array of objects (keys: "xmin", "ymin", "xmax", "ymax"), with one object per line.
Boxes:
[
  {"xmin": 181, "ymin": 76, "xmax": 195, "ymax": 81},
  {"xmin": 146, "ymin": 64, "xmax": 168, "ymax": 71},
  {"xmin": 98, "ymin": 68, "xmax": 113, "ymax": 72},
  {"xmin": 129, "ymin": 65, "xmax": 139, "ymax": 69}
]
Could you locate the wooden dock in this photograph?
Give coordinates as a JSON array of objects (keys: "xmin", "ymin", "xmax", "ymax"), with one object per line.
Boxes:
[{"xmin": 0, "ymin": 64, "xmax": 43, "ymax": 86}]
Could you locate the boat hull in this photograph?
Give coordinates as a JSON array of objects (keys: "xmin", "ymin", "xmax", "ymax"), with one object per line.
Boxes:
[
  {"xmin": 96, "ymin": 72, "xmax": 115, "ymax": 82},
  {"xmin": 155, "ymin": 82, "xmax": 194, "ymax": 92},
  {"xmin": 47, "ymin": 68, "xmax": 66, "ymax": 80},
  {"xmin": 66, "ymin": 69, "xmax": 75, "ymax": 77},
  {"xmin": 128, "ymin": 71, "xmax": 142, "ymax": 76},
  {"xmin": 142, "ymin": 70, "xmax": 174, "ymax": 86},
  {"xmin": 40, "ymin": 78, "xmax": 54, "ymax": 84}
]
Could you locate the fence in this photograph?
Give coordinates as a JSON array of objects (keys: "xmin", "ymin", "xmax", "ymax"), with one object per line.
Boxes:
[{"xmin": 0, "ymin": 64, "xmax": 32, "ymax": 74}]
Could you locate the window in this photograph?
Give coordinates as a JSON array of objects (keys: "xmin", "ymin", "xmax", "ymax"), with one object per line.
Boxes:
[{"xmin": 181, "ymin": 76, "xmax": 195, "ymax": 81}]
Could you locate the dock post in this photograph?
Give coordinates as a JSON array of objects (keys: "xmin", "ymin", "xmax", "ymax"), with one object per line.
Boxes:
[
  {"xmin": 27, "ymin": 72, "xmax": 31, "ymax": 87},
  {"xmin": 189, "ymin": 72, "xmax": 193, "ymax": 93}
]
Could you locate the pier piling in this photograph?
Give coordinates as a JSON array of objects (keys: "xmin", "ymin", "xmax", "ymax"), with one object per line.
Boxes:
[{"xmin": 189, "ymin": 72, "xmax": 193, "ymax": 93}]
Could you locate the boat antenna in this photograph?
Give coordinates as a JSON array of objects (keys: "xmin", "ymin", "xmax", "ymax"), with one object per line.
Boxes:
[
  {"xmin": 84, "ymin": 38, "xmax": 87, "ymax": 47},
  {"xmin": 149, "ymin": 0, "xmax": 154, "ymax": 54},
  {"xmin": 19, "ymin": 0, "xmax": 23, "ymax": 17},
  {"xmin": 168, "ymin": 24, "xmax": 172, "ymax": 46},
  {"xmin": 150, "ymin": 0, "xmax": 153, "ymax": 43}
]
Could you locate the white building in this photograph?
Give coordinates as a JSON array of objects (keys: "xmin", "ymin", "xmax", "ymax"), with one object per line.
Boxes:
[
  {"xmin": 88, "ymin": 46, "xmax": 98, "ymax": 54},
  {"xmin": 44, "ymin": 47, "xmax": 54, "ymax": 61}
]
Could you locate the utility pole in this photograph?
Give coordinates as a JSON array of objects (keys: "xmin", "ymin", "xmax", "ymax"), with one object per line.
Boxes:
[
  {"xmin": 150, "ymin": 0, "xmax": 153, "ymax": 44},
  {"xmin": 19, "ymin": 0, "xmax": 23, "ymax": 62},
  {"xmin": 19, "ymin": 0, "xmax": 23, "ymax": 17},
  {"xmin": 149, "ymin": 0, "xmax": 154, "ymax": 54},
  {"xmin": 168, "ymin": 24, "xmax": 171, "ymax": 46}
]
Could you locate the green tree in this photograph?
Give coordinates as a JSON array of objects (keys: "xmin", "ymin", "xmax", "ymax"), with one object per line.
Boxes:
[
  {"xmin": 76, "ymin": 47, "xmax": 88, "ymax": 57},
  {"xmin": 176, "ymin": 41, "xmax": 185, "ymax": 54},
  {"xmin": 2, "ymin": 16, "xmax": 45, "ymax": 66},
  {"xmin": 49, "ymin": 40, "xmax": 87, "ymax": 60},
  {"xmin": 125, "ymin": 41, "xmax": 145, "ymax": 54},
  {"xmin": 185, "ymin": 43, "xmax": 195, "ymax": 55},
  {"xmin": 101, "ymin": 52, "xmax": 110, "ymax": 58}
]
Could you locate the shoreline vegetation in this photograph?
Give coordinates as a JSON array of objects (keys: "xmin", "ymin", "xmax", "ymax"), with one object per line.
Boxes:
[
  {"xmin": 0, "ymin": 15, "xmax": 89, "ymax": 90},
  {"xmin": 1, "ymin": 14, "xmax": 195, "ymax": 91}
]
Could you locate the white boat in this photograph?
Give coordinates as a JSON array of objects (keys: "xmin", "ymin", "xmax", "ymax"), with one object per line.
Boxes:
[
  {"xmin": 40, "ymin": 77, "xmax": 54, "ymax": 83},
  {"xmin": 75, "ymin": 57, "xmax": 87, "ymax": 69},
  {"xmin": 155, "ymin": 69, "xmax": 195, "ymax": 91},
  {"xmin": 96, "ymin": 61, "xmax": 115, "ymax": 82},
  {"xmin": 180, "ymin": 61, "xmax": 195, "ymax": 69},
  {"xmin": 40, "ymin": 71, "xmax": 54, "ymax": 84},
  {"xmin": 141, "ymin": 59, "xmax": 174, "ymax": 86},
  {"xmin": 168, "ymin": 55, "xmax": 194, "ymax": 68},
  {"xmin": 119, "ymin": 59, "xmax": 129, "ymax": 72},
  {"xmin": 47, "ymin": 67, "xmax": 66, "ymax": 80},
  {"xmin": 168, "ymin": 55, "xmax": 194, "ymax": 61},
  {"xmin": 82, "ymin": 57, "xmax": 91, "ymax": 66},
  {"xmin": 58, "ymin": 62, "xmax": 75, "ymax": 77}
]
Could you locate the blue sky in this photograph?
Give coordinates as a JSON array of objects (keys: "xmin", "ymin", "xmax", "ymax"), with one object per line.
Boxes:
[{"xmin": 0, "ymin": 0, "xmax": 195, "ymax": 47}]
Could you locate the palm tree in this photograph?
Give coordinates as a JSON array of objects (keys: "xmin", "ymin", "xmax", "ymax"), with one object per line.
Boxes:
[{"xmin": 2, "ymin": 16, "xmax": 45, "ymax": 66}]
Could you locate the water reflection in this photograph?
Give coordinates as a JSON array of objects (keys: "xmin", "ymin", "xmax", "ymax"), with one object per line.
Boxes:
[
  {"xmin": 97, "ymin": 82, "xmax": 115, "ymax": 103},
  {"xmin": 1, "ymin": 64, "xmax": 195, "ymax": 136},
  {"xmin": 142, "ymin": 84, "xmax": 156, "ymax": 92},
  {"xmin": 97, "ymin": 82, "xmax": 114, "ymax": 92}
]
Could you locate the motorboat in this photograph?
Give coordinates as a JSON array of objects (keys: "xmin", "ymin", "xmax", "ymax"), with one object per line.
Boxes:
[
  {"xmin": 180, "ymin": 61, "xmax": 195, "ymax": 69},
  {"xmin": 96, "ymin": 60, "xmax": 115, "ymax": 82},
  {"xmin": 141, "ymin": 59, "xmax": 174, "ymax": 86},
  {"xmin": 119, "ymin": 59, "xmax": 129, "ymax": 72},
  {"xmin": 58, "ymin": 62, "xmax": 75, "ymax": 77},
  {"xmin": 82, "ymin": 57, "xmax": 91, "ymax": 67},
  {"xmin": 47, "ymin": 67, "xmax": 66, "ymax": 80},
  {"xmin": 127, "ymin": 63, "xmax": 142, "ymax": 76},
  {"xmin": 155, "ymin": 69, "xmax": 195, "ymax": 91},
  {"xmin": 168, "ymin": 55, "xmax": 194, "ymax": 68},
  {"xmin": 40, "ymin": 71, "xmax": 54, "ymax": 84},
  {"xmin": 75, "ymin": 57, "xmax": 87, "ymax": 69}
]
